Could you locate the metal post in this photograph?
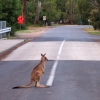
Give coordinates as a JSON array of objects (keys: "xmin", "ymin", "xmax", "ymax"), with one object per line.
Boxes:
[
  {"xmin": 44, "ymin": 20, "xmax": 45, "ymax": 26},
  {"xmin": 20, "ymin": 24, "xmax": 21, "ymax": 30}
]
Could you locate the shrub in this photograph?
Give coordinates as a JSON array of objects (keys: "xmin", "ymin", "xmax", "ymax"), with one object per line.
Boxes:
[
  {"xmin": 90, "ymin": 9, "xmax": 100, "ymax": 30},
  {"xmin": 0, "ymin": 0, "xmax": 22, "ymax": 36}
]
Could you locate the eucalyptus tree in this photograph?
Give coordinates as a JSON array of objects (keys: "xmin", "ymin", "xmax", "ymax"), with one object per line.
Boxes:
[
  {"xmin": 26, "ymin": 0, "xmax": 61, "ymax": 25},
  {"xmin": 77, "ymin": 0, "xmax": 91, "ymax": 24},
  {"xmin": 65, "ymin": 0, "xmax": 79, "ymax": 24},
  {"xmin": 56, "ymin": 0, "xmax": 80, "ymax": 24},
  {"xmin": 89, "ymin": 0, "xmax": 100, "ymax": 29},
  {"xmin": 20, "ymin": 0, "xmax": 31, "ymax": 24},
  {"xmin": 40, "ymin": 0, "xmax": 61, "ymax": 23},
  {"xmin": 25, "ymin": 0, "xmax": 59, "ymax": 25},
  {"xmin": 34, "ymin": 1, "xmax": 41, "ymax": 24},
  {"xmin": 56, "ymin": 0, "xmax": 67, "ymax": 23},
  {"xmin": 21, "ymin": 0, "xmax": 26, "ymax": 24}
]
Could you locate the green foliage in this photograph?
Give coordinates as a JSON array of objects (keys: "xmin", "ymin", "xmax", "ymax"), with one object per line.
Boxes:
[
  {"xmin": 77, "ymin": 0, "xmax": 91, "ymax": 24},
  {"xmin": 0, "ymin": 0, "xmax": 22, "ymax": 35},
  {"xmin": 89, "ymin": 0, "xmax": 100, "ymax": 30},
  {"xmin": 26, "ymin": 1, "xmax": 37, "ymax": 25},
  {"xmin": 41, "ymin": 1, "xmax": 61, "ymax": 21},
  {"xmin": 66, "ymin": 0, "xmax": 81, "ymax": 24},
  {"xmin": 56, "ymin": 0, "xmax": 66, "ymax": 12},
  {"xmin": 26, "ymin": 0, "xmax": 61, "ymax": 25},
  {"xmin": 56, "ymin": 0, "xmax": 68, "ymax": 23},
  {"xmin": 56, "ymin": 0, "xmax": 82, "ymax": 24},
  {"xmin": 90, "ymin": 9, "xmax": 100, "ymax": 30}
]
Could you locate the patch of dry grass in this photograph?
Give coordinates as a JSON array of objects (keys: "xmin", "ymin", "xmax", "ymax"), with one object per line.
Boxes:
[
  {"xmin": 16, "ymin": 30, "xmax": 39, "ymax": 34},
  {"xmin": 84, "ymin": 28, "xmax": 100, "ymax": 35}
]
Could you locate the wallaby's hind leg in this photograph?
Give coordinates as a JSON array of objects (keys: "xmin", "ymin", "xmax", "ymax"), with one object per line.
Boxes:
[
  {"xmin": 34, "ymin": 68, "xmax": 49, "ymax": 88},
  {"xmin": 26, "ymin": 80, "xmax": 34, "ymax": 87},
  {"xmin": 35, "ymin": 81, "xmax": 49, "ymax": 88},
  {"xmin": 35, "ymin": 76, "xmax": 49, "ymax": 88}
]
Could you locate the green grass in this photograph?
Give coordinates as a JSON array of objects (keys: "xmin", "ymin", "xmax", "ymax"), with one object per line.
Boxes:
[
  {"xmin": 84, "ymin": 28, "xmax": 100, "ymax": 35},
  {"xmin": 16, "ymin": 30, "xmax": 39, "ymax": 34}
]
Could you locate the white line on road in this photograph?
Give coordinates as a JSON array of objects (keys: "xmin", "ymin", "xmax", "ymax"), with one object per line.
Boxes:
[{"xmin": 46, "ymin": 39, "xmax": 66, "ymax": 86}]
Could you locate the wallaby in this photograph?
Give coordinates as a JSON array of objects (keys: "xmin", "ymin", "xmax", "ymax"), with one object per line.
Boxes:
[{"xmin": 13, "ymin": 53, "xmax": 49, "ymax": 89}]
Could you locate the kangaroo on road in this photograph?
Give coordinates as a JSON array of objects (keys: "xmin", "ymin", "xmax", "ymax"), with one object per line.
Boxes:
[{"xmin": 13, "ymin": 53, "xmax": 49, "ymax": 89}]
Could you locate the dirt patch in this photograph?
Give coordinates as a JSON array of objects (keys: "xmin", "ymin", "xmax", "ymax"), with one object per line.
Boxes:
[{"xmin": 16, "ymin": 27, "xmax": 49, "ymax": 39}]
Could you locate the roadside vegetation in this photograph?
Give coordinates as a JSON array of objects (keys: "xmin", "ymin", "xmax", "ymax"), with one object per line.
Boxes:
[
  {"xmin": 0, "ymin": 0, "xmax": 100, "ymax": 36},
  {"xmin": 16, "ymin": 30, "xmax": 39, "ymax": 33},
  {"xmin": 84, "ymin": 28, "xmax": 100, "ymax": 35}
]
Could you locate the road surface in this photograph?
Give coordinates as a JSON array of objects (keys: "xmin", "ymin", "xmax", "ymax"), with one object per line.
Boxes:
[{"xmin": 0, "ymin": 25, "xmax": 100, "ymax": 100}]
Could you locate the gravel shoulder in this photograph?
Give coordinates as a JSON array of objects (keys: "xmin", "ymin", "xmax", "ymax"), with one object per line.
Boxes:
[{"xmin": 16, "ymin": 27, "xmax": 50, "ymax": 39}]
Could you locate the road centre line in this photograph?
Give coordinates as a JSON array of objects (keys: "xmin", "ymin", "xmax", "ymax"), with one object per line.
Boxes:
[{"xmin": 46, "ymin": 39, "xmax": 66, "ymax": 86}]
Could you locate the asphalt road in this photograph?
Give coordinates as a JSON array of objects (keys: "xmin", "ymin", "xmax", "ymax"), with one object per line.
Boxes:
[{"xmin": 0, "ymin": 25, "xmax": 100, "ymax": 100}]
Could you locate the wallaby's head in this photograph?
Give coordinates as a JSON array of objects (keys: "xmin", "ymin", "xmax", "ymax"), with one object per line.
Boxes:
[{"xmin": 41, "ymin": 53, "xmax": 48, "ymax": 61}]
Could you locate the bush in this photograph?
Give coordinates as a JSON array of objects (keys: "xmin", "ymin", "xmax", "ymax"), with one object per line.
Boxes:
[
  {"xmin": 90, "ymin": 9, "xmax": 100, "ymax": 30},
  {"xmin": 10, "ymin": 26, "xmax": 17, "ymax": 36},
  {"xmin": 17, "ymin": 24, "xmax": 27, "ymax": 30},
  {"xmin": 0, "ymin": 0, "xmax": 22, "ymax": 36}
]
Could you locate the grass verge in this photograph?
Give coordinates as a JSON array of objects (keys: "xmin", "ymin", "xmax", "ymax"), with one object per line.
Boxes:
[
  {"xmin": 16, "ymin": 30, "xmax": 39, "ymax": 34},
  {"xmin": 84, "ymin": 28, "xmax": 100, "ymax": 35}
]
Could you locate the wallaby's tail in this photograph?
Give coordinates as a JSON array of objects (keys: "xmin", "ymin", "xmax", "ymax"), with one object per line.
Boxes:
[{"xmin": 12, "ymin": 80, "xmax": 34, "ymax": 89}]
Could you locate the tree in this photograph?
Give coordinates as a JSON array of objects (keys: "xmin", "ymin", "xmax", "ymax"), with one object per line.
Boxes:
[
  {"xmin": 34, "ymin": 1, "xmax": 41, "ymax": 24},
  {"xmin": 56, "ymin": 0, "xmax": 81, "ymax": 24},
  {"xmin": 77, "ymin": 0, "xmax": 91, "ymax": 24},
  {"xmin": 22, "ymin": 0, "xmax": 26, "ymax": 24},
  {"xmin": 65, "ymin": 0, "xmax": 78, "ymax": 24},
  {"xmin": 40, "ymin": 0, "xmax": 61, "ymax": 24},
  {"xmin": 0, "ymin": 0, "xmax": 22, "ymax": 35},
  {"xmin": 0, "ymin": 0, "xmax": 2, "ymax": 20},
  {"xmin": 20, "ymin": 0, "xmax": 31, "ymax": 24},
  {"xmin": 56, "ymin": 0, "xmax": 67, "ymax": 23},
  {"xmin": 89, "ymin": 0, "xmax": 100, "ymax": 29},
  {"xmin": 26, "ymin": 0, "xmax": 41, "ymax": 25}
]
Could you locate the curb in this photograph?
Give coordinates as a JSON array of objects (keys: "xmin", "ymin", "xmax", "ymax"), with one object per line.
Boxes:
[{"xmin": 0, "ymin": 40, "xmax": 26, "ymax": 60}]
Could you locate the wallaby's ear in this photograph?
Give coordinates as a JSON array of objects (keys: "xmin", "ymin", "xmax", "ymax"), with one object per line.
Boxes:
[
  {"xmin": 41, "ymin": 53, "xmax": 46, "ymax": 56},
  {"xmin": 44, "ymin": 53, "xmax": 46, "ymax": 56},
  {"xmin": 41, "ymin": 53, "xmax": 44, "ymax": 56}
]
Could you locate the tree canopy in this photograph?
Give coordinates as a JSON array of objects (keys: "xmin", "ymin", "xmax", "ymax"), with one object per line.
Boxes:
[{"xmin": 0, "ymin": 0, "xmax": 100, "ymax": 35}]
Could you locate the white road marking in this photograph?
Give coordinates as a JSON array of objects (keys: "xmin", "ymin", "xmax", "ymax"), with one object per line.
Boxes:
[{"xmin": 46, "ymin": 39, "xmax": 66, "ymax": 86}]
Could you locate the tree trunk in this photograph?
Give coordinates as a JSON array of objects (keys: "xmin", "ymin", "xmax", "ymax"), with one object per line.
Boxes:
[
  {"xmin": 70, "ymin": 0, "xmax": 74, "ymax": 25},
  {"xmin": 34, "ymin": 1, "xmax": 41, "ymax": 24},
  {"xmin": 22, "ymin": 0, "xmax": 26, "ymax": 24},
  {"xmin": 71, "ymin": 11, "xmax": 74, "ymax": 25}
]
